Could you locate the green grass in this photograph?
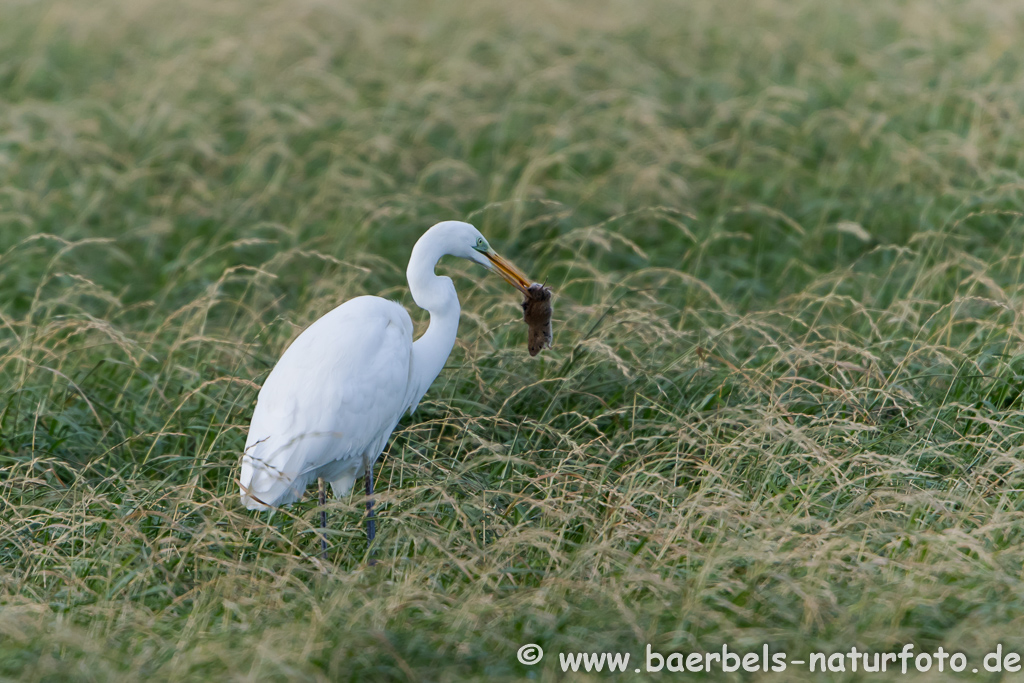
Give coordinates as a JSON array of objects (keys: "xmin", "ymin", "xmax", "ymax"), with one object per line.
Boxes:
[{"xmin": 4, "ymin": 0, "xmax": 1024, "ymax": 679}]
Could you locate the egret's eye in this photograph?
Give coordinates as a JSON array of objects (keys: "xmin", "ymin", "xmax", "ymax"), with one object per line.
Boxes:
[{"xmin": 474, "ymin": 237, "xmax": 488, "ymax": 251}]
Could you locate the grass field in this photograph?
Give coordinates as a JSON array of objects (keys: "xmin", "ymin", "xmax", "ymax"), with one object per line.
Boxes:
[{"xmin": 4, "ymin": 0, "xmax": 1024, "ymax": 679}]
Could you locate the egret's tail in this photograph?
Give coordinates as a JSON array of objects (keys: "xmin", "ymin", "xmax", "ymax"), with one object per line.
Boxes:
[{"xmin": 239, "ymin": 441, "xmax": 308, "ymax": 510}]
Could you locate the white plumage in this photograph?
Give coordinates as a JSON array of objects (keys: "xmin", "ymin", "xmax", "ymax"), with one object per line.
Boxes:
[
  {"xmin": 240, "ymin": 296, "xmax": 414, "ymax": 508},
  {"xmin": 239, "ymin": 221, "xmax": 532, "ymax": 551}
]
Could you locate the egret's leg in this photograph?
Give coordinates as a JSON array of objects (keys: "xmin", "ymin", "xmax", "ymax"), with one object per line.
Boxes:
[
  {"xmin": 365, "ymin": 463, "xmax": 376, "ymax": 545},
  {"xmin": 318, "ymin": 477, "xmax": 328, "ymax": 561}
]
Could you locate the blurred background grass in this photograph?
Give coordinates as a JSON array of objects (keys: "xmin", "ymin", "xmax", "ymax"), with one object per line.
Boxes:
[{"xmin": 4, "ymin": 0, "xmax": 1024, "ymax": 680}]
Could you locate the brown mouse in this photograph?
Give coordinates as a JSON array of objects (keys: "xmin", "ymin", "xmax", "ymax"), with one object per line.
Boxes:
[{"xmin": 521, "ymin": 283, "xmax": 553, "ymax": 356}]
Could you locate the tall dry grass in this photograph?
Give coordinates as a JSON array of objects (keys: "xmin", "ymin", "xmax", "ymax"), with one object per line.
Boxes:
[{"xmin": 3, "ymin": 0, "xmax": 1024, "ymax": 679}]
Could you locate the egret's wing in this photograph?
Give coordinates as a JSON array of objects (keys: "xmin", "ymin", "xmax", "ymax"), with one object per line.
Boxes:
[{"xmin": 240, "ymin": 296, "xmax": 413, "ymax": 509}]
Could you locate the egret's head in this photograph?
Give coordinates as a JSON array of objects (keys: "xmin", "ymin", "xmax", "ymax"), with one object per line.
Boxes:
[{"xmin": 426, "ymin": 220, "xmax": 532, "ymax": 293}]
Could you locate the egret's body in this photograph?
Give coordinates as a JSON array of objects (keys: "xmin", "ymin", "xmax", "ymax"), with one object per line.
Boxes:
[
  {"xmin": 240, "ymin": 296, "xmax": 415, "ymax": 507},
  {"xmin": 239, "ymin": 222, "xmax": 531, "ymax": 552}
]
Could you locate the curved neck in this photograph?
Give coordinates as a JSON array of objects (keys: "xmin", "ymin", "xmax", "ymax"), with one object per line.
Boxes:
[{"xmin": 407, "ymin": 235, "xmax": 461, "ymax": 407}]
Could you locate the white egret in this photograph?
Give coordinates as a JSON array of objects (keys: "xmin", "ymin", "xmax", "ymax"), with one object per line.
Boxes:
[{"xmin": 239, "ymin": 221, "xmax": 533, "ymax": 559}]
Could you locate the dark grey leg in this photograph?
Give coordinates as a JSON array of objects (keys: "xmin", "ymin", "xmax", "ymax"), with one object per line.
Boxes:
[
  {"xmin": 365, "ymin": 463, "xmax": 376, "ymax": 543},
  {"xmin": 318, "ymin": 477, "xmax": 328, "ymax": 561}
]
